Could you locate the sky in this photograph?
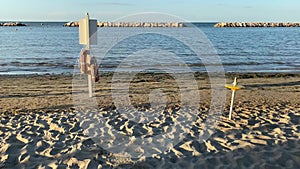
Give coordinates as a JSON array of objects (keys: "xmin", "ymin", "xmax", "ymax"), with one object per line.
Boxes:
[{"xmin": 0, "ymin": 0, "xmax": 299, "ymax": 22}]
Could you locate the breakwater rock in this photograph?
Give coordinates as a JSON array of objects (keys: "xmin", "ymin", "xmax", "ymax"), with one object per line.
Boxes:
[
  {"xmin": 214, "ymin": 22, "xmax": 300, "ymax": 27},
  {"xmin": 0, "ymin": 22, "xmax": 27, "ymax": 26},
  {"xmin": 64, "ymin": 21, "xmax": 184, "ymax": 28}
]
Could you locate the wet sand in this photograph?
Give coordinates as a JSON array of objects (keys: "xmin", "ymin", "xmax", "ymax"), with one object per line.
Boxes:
[{"xmin": 0, "ymin": 73, "xmax": 299, "ymax": 168}]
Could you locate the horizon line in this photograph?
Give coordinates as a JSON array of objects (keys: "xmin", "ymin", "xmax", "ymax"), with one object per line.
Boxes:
[
  {"xmin": 0, "ymin": 20, "xmax": 219, "ymax": 23},
  {"xmin": 1, "ymin": 20, "xmax": 300, "ymax": 23}
]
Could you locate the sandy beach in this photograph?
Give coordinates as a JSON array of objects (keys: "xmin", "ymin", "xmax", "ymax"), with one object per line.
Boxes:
[{"xmin": 0, "ymin": 73, "xmax": 299, "ymax": 168}]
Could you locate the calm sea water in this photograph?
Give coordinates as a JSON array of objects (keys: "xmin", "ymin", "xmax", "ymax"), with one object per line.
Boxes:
[{"xmin": 0, "ymin": 22, "xmax": 299, "ymax": 75}]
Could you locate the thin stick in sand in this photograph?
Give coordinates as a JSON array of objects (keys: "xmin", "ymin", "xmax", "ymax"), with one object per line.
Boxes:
[{"xmin": 225, "ymin": 77, "xmax": 243, "ymax": 120}]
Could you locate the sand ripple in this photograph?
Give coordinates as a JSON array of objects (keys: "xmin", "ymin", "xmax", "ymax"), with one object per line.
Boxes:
[{"xmin": 0, "ymin": 102, "xmax": 298, "ymax": 168}]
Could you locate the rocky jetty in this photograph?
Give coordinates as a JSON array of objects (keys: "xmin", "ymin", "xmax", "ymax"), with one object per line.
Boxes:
[
  {"xmin": 64, "ymin": 21, "xmax": 184, "ymax": 28},
  {"xmin": 64, "ymin": 21, "xmax": 79, "ymax": 27},
  {"xmin": 0, "ymin": 22, "xmax": 27, "ymax": 26},
  {"xmin": 214, "ymin": 22, "xmax": 300, "ymax": 27}
]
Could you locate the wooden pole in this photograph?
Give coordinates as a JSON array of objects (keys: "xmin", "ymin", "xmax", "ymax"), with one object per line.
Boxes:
[{"xmin": 85, "ymin": 13, "xmax": 93, "ymax": 97}]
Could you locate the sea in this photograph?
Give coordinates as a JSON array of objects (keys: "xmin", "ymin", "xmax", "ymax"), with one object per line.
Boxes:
[{"xmin": 0, "ymin": 22, "xmax": 299, "ymax": 75}]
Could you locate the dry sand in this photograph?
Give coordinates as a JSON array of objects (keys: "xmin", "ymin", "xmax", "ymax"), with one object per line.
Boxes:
[{"xmin": 0, "ymin": 73, "xmax": 299, "ymax": 168}]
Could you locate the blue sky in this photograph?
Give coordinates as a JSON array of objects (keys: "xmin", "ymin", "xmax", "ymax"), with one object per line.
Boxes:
[{"xmin": 1, "ymin": 0, "xmax": 299, "ymax": 22}]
